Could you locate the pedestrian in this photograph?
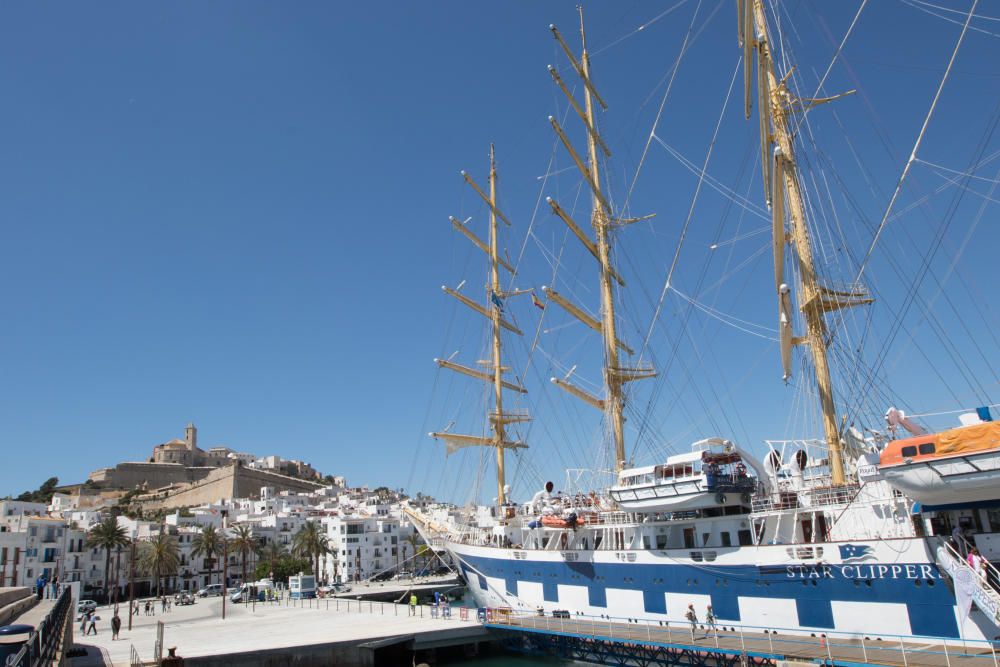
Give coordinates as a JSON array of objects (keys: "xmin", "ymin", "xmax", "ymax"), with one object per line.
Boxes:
[
  {"xmin": 111, "ymin": 612, "xmax": 122, "ymax": 640},
  {"xmin": 685, "ymin": 603, "xmax": 699, "ymax": 639},
  {"xmin": 143, "ymin": 601, "xmax": 149, "ymax": 616},
  {"xmin": 706, "ymin": 605, "xmax": 717, "ymax": 635},
  {"xmin": 409, "ymin": 593, "xmax": 417, "ymax": 616},
  {"xmin": 161, "ymin": 597, "xmax": 167, "ymax": 613},
  {"xmin": 80, "ymin": 610, "xmax": 87, "ymax": 634},
  {"xmin": 87, "ymin": 611, "xmax": 99, "ymax": 636},
  {"xmin": 953, "ymin": 524, "xmax": 966, "ymax": 557}
]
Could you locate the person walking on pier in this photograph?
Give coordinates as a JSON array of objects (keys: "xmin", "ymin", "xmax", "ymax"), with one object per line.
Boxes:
[
  {"xmin": 685, "ymin": 604, "xmax": 698, "ymax": 640},
  {"xmin": 409, "ymin": 593, "xmax": 417, "ymax": 616},
  {"xmin": 111, "ymin": 612, "xmax": 121, "ymax": 640},
  {"xmin": 706, "ymin": 605, "xmax": 717, "ymax": 636}
]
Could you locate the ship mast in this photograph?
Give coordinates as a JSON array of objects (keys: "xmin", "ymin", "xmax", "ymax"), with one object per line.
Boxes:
[
  {"xmin": 487, "ymin": 146, "xmax": 509, "ymax": 504},
  {"xmin": 431, "ymin": 146, "xmax": 530, "ymax": 506},
  {"xmin": 740, "ymin": 0, "xmax": 869, "ymax": 485},
  {"xmin": 546, "ymin": 8, "xmax": 655, "ymax": 474}
]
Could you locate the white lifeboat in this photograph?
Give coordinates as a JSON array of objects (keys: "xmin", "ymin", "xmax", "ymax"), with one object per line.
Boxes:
[
  {"xmin": 878, "ymin": 420, "xmax": 1000, "ymax": 506},
  {"xmin": 609, "ymin": 438, "xmax": 761, "ymax": 513}
]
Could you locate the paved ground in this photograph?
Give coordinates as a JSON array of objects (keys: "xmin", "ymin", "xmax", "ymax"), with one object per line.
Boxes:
[{"xmin": 70, "ymin": 595, "xmax": 477, "ymax": 666}]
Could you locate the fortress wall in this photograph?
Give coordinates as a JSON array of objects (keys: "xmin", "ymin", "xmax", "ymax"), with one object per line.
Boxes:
[{"xmin": 137, "ymin": 466, "xmax": 324, "ymax": 511}]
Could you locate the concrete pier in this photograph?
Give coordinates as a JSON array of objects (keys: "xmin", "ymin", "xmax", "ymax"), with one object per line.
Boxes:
[{"xmin": 70, "ymin": 596, "xmax": 488, "ymax": 666}]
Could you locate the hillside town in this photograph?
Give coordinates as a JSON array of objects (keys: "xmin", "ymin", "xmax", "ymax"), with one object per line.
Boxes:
[{"xmin": 0, "ymin": 424, "xmax": 439, "ymax": 600}]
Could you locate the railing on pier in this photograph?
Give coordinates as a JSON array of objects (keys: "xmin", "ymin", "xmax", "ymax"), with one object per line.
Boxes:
[
  {"xmin": 481, "ymin": 607, "xmax": 1000, "ymax": 667},
  {"xmin": 5, "ymin": 587, "xmax": 73, "ymax": 667}
]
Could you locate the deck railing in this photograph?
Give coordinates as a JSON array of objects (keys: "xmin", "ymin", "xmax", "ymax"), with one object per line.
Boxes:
[
  {"xmin": 5, "ymin": 587, "xmax": 73, "ymax": 667},
  {"xmin": 481, "ymin": 606, "xmax": 1000, "ymax": 667}
]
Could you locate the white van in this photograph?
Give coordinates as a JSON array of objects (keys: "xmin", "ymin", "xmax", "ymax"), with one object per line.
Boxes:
[{"xmin": 230, "ymin": 579, "xmax": 275, "ymax": 603}]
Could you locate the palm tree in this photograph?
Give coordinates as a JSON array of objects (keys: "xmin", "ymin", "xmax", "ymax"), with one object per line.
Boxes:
[
  {"xmin": 87, "ymin": 517, "xmax": 130, "ymax": 603},
  {"xmin": 229, "ymin": 524, "xmax": 258, "ymax": 586},
  {"xmin": 403, "ymin": 532, "xmax": 420, "ymax": 575},
  {"xmin": 292, "ymin": 522, "xmax": 329, "ymax": 582},
  {"xmin": 259, "ymin": 541, "xmax": 286, "ymax": 580},
  {"xmin": 138, "ymin": 534, "xmax": 180, "ymax": 598},
  {"xmin": 191, "ymin": 525, "xmax": 225, "ymax": 588}
]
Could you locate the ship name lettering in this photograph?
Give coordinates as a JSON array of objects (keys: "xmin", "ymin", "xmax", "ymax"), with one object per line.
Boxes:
[{"xmin": 789, "ymin": 564, "xmax": 940, "ymax": 580}]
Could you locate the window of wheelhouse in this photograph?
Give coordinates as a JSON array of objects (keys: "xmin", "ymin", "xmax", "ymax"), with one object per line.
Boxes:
[
  {"xmin": 918, "ymin": 443, "xmax": 936, "ymax": 455},
  {"xmin": 901, "ymin": 445, "xmax": 918, "ymax": 457}
]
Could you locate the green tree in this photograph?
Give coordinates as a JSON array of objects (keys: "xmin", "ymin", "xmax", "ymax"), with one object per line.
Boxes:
[
  {"xmin": 17, "ymin": 477, "xmax": 60, "ymax": 503},
  {"xmin": 403, "ymin": 533, "xmax": 420, "ymax": 574},
  {"xmin": 87, "ymin": 517, "xmax": 130, "ymax": 602},
  {"xmin": 259, "ymin": 541, "xmax": 286, "ymax": 581},
  {"xmin": 254, "ymin": 556, "xmax": 310, "ymax": 584},
  {"xmin": 229, "ymin": 524, "xmax": 259, "ymax": 586},
  {"xmin": 191, "ymin": 525, "xmax": 225, "ymax": 588},
  {"xmin": 292, "ymin": 522, "xmax": 330, "ymax": 583},
  {"xmin": 139, "ymin": 533, "xmax": 180, "ymax": 597}
]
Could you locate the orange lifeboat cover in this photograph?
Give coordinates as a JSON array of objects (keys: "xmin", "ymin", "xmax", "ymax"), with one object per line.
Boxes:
[{"xmin": 880, "ymin": 421, "xmax": 1000, "ymax": 467}]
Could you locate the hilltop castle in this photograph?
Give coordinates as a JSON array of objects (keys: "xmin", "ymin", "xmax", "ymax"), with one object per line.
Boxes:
[{"xmin": 87, "ymin": 423, "xmax": 322, "ymax": 505}]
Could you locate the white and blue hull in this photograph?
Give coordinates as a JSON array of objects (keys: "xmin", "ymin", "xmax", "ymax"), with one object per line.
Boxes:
[{"xmin": 443, "ymin": 537, "xmax": 993, "ymax": 642}]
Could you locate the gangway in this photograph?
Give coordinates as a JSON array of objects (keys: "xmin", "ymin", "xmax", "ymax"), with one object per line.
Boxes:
[
  {"xmin": 481, "ymin": 608, "xmax": 1000, "ymax": 667},
  {"xmin": 934, "ymin": 538, "xmax": 1000, "ymax": 627}
]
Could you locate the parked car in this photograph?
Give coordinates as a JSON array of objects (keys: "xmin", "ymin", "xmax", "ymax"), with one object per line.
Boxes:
[
  {"xmin": 197, "ymin": 584, "xmax": 224, "ymax": 597},
  {"xmin": 175, "ymin": 593, "xmax": 195, "ymax": 606},
  {"xmin": 75, "ymin": 600, "xmax": 98, "ymax": 620}
]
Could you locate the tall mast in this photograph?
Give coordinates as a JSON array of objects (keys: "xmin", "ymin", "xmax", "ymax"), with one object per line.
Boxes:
[
  {"xmin": 431, "ymin": 147, "xmax": 530, "ymax": 506},
  {"xmin": 741, "ymin": 0, "xmax": 869, "ymax": 485},
  {"xmin": 579, "ymin": 11, "xmax": 626, "ymax": 473},
  {"xmin": 488, "ymin": 145, "xmax": 509, "ymax": 504},
  {"xmin": 546, "ymin": 9, "xmax": 655, "ymax": 475}
]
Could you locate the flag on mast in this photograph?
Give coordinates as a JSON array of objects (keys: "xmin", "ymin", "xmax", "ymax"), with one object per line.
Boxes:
[
  {"xmin": 531, "ymin": 292, "xmax": 545, "ymax": 310},
  {"xmin": 491, "ymin": 291, "xmax": 505, "ymax": 312}
]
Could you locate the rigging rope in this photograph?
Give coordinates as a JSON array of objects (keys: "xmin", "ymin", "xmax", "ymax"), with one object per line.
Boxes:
[
  {"xmin": 854, "ymin": 0, "xmax": 980, "ymax": 287},
  {"xmin": 640, "ymin": 57, "xmax": 741, "ymax": 357},
  {"xmin": 620, "ymin": 0, "xmax": 704, "ymax": 219},
  {"xmin": 669, "ymin": 285, "xmax": 779, "ymax": 341},
  {"xmin": 591, "ymin": 0, "xmax": 691, "ymax": 58}
]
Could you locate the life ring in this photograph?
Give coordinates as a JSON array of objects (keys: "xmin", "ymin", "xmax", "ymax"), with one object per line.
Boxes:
[{"xmin": 715, "ymin": 492, "xmax": 727, "ymax": 504}]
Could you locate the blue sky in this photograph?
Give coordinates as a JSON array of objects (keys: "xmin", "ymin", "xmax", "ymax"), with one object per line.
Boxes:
[{"xmin": 2, "ymin": 2, "xmax": 998, "ymax": 502}]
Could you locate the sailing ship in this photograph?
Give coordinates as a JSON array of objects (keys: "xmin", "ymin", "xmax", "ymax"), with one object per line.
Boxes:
[{"xmin": 410, "ymin": 2, "xmax": 1000, "ymax": 643}]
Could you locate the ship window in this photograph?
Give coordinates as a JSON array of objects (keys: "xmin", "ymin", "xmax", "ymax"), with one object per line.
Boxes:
[
  {"xmin": 918, "ymin": 443, "xmax": 936, "ymax": 455},
  {"xmin": 901, "ymin": 446, "xmax": 918, "ymax": 457},
  {"xmin": 721, "ymin": 532, "xmax": 732, "ymax": 547},
  {"xmin": 738, "ymin": 530, "xmax": 753, "ymax": 546}
]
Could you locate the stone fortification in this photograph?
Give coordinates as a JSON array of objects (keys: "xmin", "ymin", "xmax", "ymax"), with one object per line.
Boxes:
[
  {"xmin": 135, "ymin": 465, "xmax": 324, "ymax": 510},
  {"xmin": 88, "ymin": 462, "xmax": 217, "ymax": 490}
]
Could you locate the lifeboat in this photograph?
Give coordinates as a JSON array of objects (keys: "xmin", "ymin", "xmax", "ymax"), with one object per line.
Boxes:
[
  {"xmin": 540, "ymin": 513, "xmax": 578, "ymax": 528},
  {"xmin": 608, "ymin": 438, "xmax": 764, "ymax": 513},
  {"xmin": 878, "ymin": 421, "xmax": 1000, "ymax": 506}
]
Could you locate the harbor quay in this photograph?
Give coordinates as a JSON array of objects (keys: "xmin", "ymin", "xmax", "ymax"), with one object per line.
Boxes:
[{"xmin": 69, "ymin": 596, "xmax": 489, "ymax": 666}]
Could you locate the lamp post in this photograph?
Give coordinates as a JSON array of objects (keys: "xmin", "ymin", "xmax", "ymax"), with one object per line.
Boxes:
[
  {"xmin": 222, "ymin": 539, "xmax": 228, "ymax": 620},
  {"xmin": 128, "ymin": 541, "xmax": 136, "ymax": 631}
]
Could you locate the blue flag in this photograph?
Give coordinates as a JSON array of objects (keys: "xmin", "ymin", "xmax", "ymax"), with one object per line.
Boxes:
[
  {"xmin": 839, "ymin": 544, "xmax": 874, "ymax": 561},
  {"xmin": 491, "ymin": 291, "xmax": 505, "ymax": 312}
]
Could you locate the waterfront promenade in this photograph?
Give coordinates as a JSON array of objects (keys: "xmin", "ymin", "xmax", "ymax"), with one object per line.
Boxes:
[{"xmin": 71, "ymin": 596, "xmax": 482, "ymax": 666}]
